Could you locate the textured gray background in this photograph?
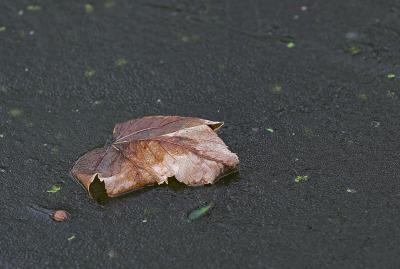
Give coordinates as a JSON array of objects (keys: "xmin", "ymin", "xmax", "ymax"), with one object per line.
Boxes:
[{"xmin": 1, "ymin": 0, "xmax": 400, "ymax": 268}]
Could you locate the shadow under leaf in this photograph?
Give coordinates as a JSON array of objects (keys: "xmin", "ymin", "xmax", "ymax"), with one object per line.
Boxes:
[{"xmin": 89, "ymin": 170, "xmax": 240, "ymax": 204}]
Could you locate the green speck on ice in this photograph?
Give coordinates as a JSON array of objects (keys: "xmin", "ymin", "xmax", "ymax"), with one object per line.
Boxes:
[
  {"xmin": 217, "ymin": 64, "xmax": 226, "ymax": 71},
  {"xmin": 104, "ymin": 0, "xmax": 116, "ymax": 8},
  {"xmin": 188, "ymin": 203, "xmax": 213, "ymax": 221},
  {"xmin": 84, "ymin": 69, "xmax": 96, "ymax": 78},
  {"xmin": 266, "ymin": 128, "xmax": 274, "ymax": 133},
  {"xmin": 67, "ymin": 234, "xmax": 76, "ymax": 241},
  {"xmin": 0, "ymin": 26, "xmax": 6, "ymax": 32},
  {"xmin": 347, "ymin": 45, "xmax": 361, "ymax": 55},
  {"xmin": 295, "ymin": 175, "xmax": 309, "ymax": 183},
  {"xmin": 286, "ymin": 42, "xmax": 295, "ymax": 48},
  {"xmin": 358, "ymin": 93, "xmax": 368, "ymax": 101},
  {"xmin": 9, "ymin": 108, "xmax": 23, "ymax": 118},
  {"xmin": 116, "ymin": 57, "xmax": 128, "ymax": 66},
  {"xmin": 304, "ymin": 127, "xmax": 313, "ymax": 136},
  {"xmin": 387, "ymin": 73, "xmax": 396, "ymax": 79},
  {"xmin": 180, "ymin": 35, "xmax": 200, "ymax": 43},
  {"xmin": 26, "ymin": 5, "xmax": 42, "ymax": 11},
  {"xmin": 271, "ymin": 84, "xmax": 282, "ymax": 93},
  {"xmin": 47, "ymin": 184, "xmax": 61, "ymax": 193},
  {"xmin": 85, "ymin": 4, "xmax": 94, "ymax": 13}
]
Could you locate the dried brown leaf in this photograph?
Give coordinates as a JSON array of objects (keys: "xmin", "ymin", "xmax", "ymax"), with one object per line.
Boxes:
[{"xmin": 71, "ymin": 116, "xmax": 239, "ymax": 198}]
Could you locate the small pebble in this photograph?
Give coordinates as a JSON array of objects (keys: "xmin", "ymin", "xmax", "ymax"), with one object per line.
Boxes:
[
  {"xmin": 51, "ymin": 210, "xmax": 69, "ymax": 222},
  {"xmin": 301, "ymin": 6, "xmax": 307, "ymax": 11}
]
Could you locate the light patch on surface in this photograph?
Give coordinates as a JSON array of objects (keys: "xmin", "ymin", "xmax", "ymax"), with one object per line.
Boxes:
[
  {"xmin": 346, "ymin": 45, "xmax": 361, "ymax": 55},
  {"xmin": 346, "ymin": 188, "xmax": 357, "ymax": 193},
  {"xmin": 345, "ymin": 32, "xmax": 359, "ymax": 40},
  {"xmin": 371, "ymin": 121, "xmax": 380, "ymax": 128},
  {"xmin": 84, "ymin": 69, "xmax": 96, "ymax": 78},
  {"xmin": 9, "ymin": 108, "xmax": 23, "ymax": 118},
  {"xmin": 387, "ymin": 73, "xmax": 396, "ymax": 80},
  {"xmin": 180, "ymin": 34, "xmax": 200, "ymax": 43},
  {"xmin": 271, "ymin": 84, "xmax": 282, "ymax": 93},
  {"xmin": 357, "ymin": 93, "xmax": 368, "ymax": 101},
  {"xmin": 287, "ymin": 42, "xmax": 295, "ymax": 48},
  {"xmin": 104, "ymin": 0, "xmax": 116, "ymax": 8},
  {"xmin": 67, "ymin": 235, "xmax": 76, "ymax": 241},
  {"xmin": 85, "ymin": 4, "xmax": 94, "ymax": 13},
  {"xmin": 295, "ymin": 175, "xmax": 309, "ymax": 183},
  {"xmin": 116, "ymin": 57, "xmax": 128, "ymax": 66},
  {"xmin": 26, "ymin": 5, "xmax": 42, "ymax": 11}
]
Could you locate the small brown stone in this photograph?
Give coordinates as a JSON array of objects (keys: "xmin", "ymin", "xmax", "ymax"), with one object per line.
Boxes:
[{"xmin": 51, "ymin": 210, "xmax": 69, "ymax": 222}]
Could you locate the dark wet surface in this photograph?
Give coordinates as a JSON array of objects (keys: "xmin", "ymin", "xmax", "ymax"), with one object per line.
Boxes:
[{"xmin": 1, "ymin": 0, "xmax": 400, "ymax": 268}]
